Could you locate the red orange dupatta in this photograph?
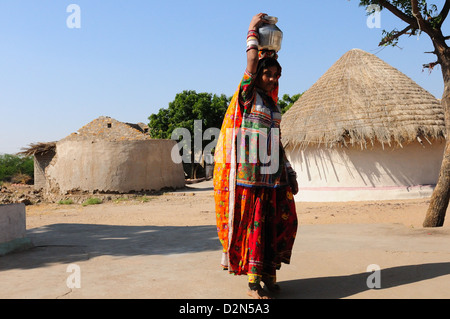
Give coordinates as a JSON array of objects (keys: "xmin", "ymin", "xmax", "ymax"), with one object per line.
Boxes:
[{"xmin": 213, "ymin": 85, "xmax": 243, "ymax": 268}]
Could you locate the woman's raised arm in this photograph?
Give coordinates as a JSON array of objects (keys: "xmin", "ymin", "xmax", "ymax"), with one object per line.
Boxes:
[{"xmin": 246, "ymin": 13, "xmax": 267, "ymax": 74}]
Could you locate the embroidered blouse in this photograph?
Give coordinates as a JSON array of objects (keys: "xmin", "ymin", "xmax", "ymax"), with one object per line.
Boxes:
[{"xmin": 235, "ymin": 70, "xmax": 293, "ymax": 188}]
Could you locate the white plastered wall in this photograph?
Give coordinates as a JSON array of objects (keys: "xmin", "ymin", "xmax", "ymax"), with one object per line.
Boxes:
[{"xmin": 286, "ymin": 140, "xmax": 445, "ymax": 202}]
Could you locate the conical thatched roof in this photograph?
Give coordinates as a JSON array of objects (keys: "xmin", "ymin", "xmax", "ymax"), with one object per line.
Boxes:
[{"xmin": 281, "ymin": 49, "xmax": 445, "ymax": 149}]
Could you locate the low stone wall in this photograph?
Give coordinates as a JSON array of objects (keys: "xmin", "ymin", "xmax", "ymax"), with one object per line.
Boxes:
[{"xmin": 0, "ymin": 203, "xmax": 33, "ymax": 255}]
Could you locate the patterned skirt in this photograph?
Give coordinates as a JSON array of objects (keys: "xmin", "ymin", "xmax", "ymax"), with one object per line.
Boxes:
[{"xmin": 227, "ymin": 185, "xmax": 298, "ymax": 284}]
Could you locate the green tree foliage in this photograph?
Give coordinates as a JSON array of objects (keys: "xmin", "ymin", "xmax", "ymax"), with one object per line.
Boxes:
[
  {"xmin": 0, "ymin": 154, "xmax": 34, "ymax": 184},
  {"xmin": 278, "ymin": 93, "xmax": 303, "ymax": 114},
  {"xmin": 148, "ymin": 90, "xmax": 230, "ymax": 178},
  {"xmin": 148, "ymin": 90, "xmax": 229, "ymax": 140}
]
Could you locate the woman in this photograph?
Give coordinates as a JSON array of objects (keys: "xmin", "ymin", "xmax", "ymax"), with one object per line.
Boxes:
[{"xmin": 213, "ymin": 13, "xmax": 298, "ymax": 299}]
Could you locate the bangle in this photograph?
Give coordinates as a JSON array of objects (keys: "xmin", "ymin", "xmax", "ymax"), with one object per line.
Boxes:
[
  {"xmin": 247, "ymin": 38, "xmax": 258, "ymax": 46},
  {"xmin": 247, "ymin": 30, "xmax": 259, "ymax": 51},
  {"xmin": 247, "ymin": 30, "xmax": 259, "ymax": 39}
]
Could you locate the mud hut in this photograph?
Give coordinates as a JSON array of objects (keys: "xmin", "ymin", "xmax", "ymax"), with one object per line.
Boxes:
[
  {"xmin": 21, "ymin": 116, "xmax": 185, "ymax": 199},
  {"xmin": 281, "ymin": 49, "xmax": 446, "ymax": 202}
]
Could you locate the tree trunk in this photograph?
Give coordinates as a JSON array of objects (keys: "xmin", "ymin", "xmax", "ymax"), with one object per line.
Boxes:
[
  {"xmin": 423, "ymin": 138, "xmax": 450, "ymax": 227},
  {"xmin": 423, "ymin": 46, "xmax": 450, "ymax": 227}
]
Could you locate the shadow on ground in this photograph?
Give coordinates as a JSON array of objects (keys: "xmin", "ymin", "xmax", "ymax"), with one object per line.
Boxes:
[
  {"xmin": 0, "ymin": 223, "xmax": 221, "ymax": 271},
  {"xmin": 278, "ymin": 262, "xmax": 450, "ymax": 298}
]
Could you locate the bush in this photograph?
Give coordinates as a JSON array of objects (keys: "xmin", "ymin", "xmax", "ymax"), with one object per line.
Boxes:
[
  {"xmin": 58, "ymin": 199, "xmax": 74, "ymax": 205},
  {"xmin": 0, "ymin": 154, "xmax": 34, "ymax": 184},
  {"xmin": 11, "ymin": 173, "xmax": 32, "ymax": 185},
  {"xmin": 82, "ymin": 197, "xmax": 102, "ymax": 206}
]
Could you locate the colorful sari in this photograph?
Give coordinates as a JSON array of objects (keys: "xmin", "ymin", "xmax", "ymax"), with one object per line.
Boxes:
[{"xmin": 213, "ymin": 64, "xmax": 298, "ymax": 285}]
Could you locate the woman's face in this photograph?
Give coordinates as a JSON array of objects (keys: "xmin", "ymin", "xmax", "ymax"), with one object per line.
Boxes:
[{"xmin": 256, "ymin": 66, "xmax": 281, "ymax": 93}]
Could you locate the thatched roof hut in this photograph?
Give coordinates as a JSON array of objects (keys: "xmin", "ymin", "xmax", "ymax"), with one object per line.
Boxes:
[
  {"xmin": 282, "ymin": 48, "xmax": 445, "ymax": 150},
  {"xmin": 281, "ymin": 49, "xmax": 446, "ymax": 202}
]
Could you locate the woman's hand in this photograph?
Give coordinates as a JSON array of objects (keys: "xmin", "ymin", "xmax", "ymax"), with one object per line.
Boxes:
[
  {"xmin": 249, "ymin": 13, "xmax": 267, "ymax": 31},
  {"xmin": 289, "ymin": 175, "xmax": 299, "ymax": 195}
]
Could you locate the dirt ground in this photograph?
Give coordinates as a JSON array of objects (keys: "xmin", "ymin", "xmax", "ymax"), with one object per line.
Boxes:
[
  {"xmin": 3, "ymin": 179, "xmax": 446, "ymax": 229},
  {"xmin": 3, "ymin": 182, "xmax": 450, "ymax": 300},
  {"xmin": 25, "ymin": 188, "xmax": 449, "ymax": 230}
]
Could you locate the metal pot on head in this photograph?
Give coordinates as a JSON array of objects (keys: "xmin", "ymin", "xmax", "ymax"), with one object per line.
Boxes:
[{"xmin": 258, "ymin": 16, "xmax": 283, "ymax": 52}]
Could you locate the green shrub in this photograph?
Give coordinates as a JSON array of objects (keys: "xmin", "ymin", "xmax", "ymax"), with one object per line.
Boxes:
[
  {"xmin": 82, "ymin": 197, "xmax": 102, "ymax": 206},
  {"xmin": 137, "ymin": 196, "xmax": 152, "ymax": 203},
  {"xmin": 58, "ymin": 199, "xmax": 74, "ymax": 205},
  {"xmin": 0, "ymin": 154, "xmax": 34, "ymax": 183}
]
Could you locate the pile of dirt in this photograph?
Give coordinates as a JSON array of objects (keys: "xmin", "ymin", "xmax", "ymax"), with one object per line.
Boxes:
[
  {"xmin": 0, "ymin": 183, "xmax": 180, "ymax": 206},
  {"xmin": 0, "ymin": 184, "xmax": 43, "ymax": 205}
]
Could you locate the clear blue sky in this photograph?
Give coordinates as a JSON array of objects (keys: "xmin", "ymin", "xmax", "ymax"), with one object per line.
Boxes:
[{"xmin": 0, "ymin": 0, "xmax": 447, "ymax": 154}]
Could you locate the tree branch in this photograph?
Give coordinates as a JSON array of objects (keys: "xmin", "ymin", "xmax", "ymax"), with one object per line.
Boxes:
[
  {"xmin": 379, "ymin": 25, "xmax": 412, "ymax": 46},
  {"xmin": 377, "ymin": 0, "xmax": 417, "ymax": 26},
  {"xmin": 411, "ymin": 0, "xmax": 432, "ymax": 33},
  {"xmin": 422, "ymin": 61, "xmax": 440, "ymax": 71},
  {"xmin": 438, "ymin": 0, "xmax": 450, "ymax": 27}
]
